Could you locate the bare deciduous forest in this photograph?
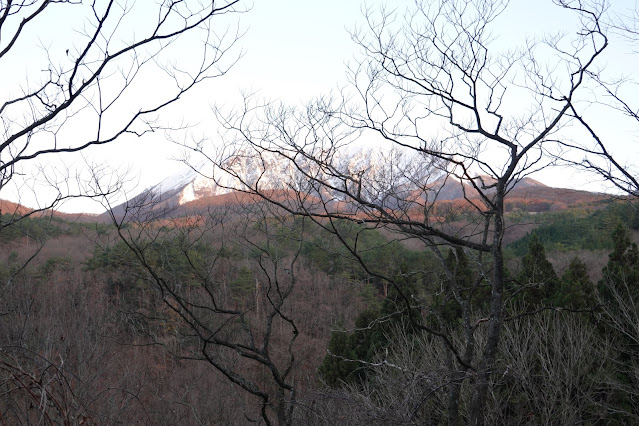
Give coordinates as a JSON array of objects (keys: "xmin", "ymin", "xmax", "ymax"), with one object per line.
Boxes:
[{"xmin": 2, "ymin": 0, "xmax": 639, "ymax": 425}]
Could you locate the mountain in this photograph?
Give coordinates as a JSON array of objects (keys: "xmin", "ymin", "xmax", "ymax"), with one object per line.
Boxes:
[
  {"xmin": 0, "ymin": 199, "xmax": 100, "ymax": 222},
  {"xmin": 103, "ymin": 153, "xmax": 313, "ymax": 220},
  {"xmin": 103, "ymin": 150, "xmax": 610, "ymax": 220}
]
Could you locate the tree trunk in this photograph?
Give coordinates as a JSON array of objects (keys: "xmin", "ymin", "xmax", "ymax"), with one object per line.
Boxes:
[{"xmin": 468, "ymin": 204, "xmax": 506, "ymax": 425}]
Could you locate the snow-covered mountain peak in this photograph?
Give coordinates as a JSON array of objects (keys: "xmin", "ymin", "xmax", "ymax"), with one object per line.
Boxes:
[
  {"xmin": 109, "ymin": 148, "xmax": 551, "ymax": 220},
  {"xmin": 149, "ymin": 163, "xmax": 202, "ymax": 196}
]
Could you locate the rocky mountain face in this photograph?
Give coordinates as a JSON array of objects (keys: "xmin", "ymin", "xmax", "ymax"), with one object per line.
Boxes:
[{"xmin": 103, "ymin": 149, "xmax": 604, "ymax": 220}]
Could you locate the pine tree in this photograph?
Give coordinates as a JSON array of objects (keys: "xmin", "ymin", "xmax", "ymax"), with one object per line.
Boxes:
[
  {"xmin": 318, "ymin": 327, "xmax": 359, "ymax": 387},
  {"xmin": 598, "ymin": 223, "xmax": 639, "ymax": 417},
  {"xmin": 518, "ymin": 232, "xmax": 559, "ymax": 306},
  {"xmin": 318, "ymin": 276, "xmax": 419, "ymax": 387},
  {"xmin": 602, "ymin": 223, "xmax": 639, "ymax": 289},
  {"xmin": 598, "ymin": 223, "xmax": 639, "ymax": 313},
  {"xmin": 436, "ymin": 247, "xmax": 474, "ymax": 324},
  {"xmin": 556, "ymin": 256, "xmax": 594, "ymax": 309}
]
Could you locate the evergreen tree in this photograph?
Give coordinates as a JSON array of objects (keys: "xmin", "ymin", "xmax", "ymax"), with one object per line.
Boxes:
[
  {"xmin": 518, "ymin": 232, "xmax": 559, "ymax": 306},
  {"xmin": 598, "ymin": 223, "xmax": 639, "ymax": 317},
  {"xmin": 631, "ymin": 206, "xmax": 639, "ymax": 231},
  {"xmin": 318, "ymin": 278, "xmax": 419, "ymax": 387},
  {"xmin": 556, "ymin": 256, "xmax": 594, "ymax": 309},
  {"xmin": 601, "ymin": 223, "xmax": 639, "ymax": 290},
  {"xmin": 229, "ymin": 265, "xmax": 255, "ymax": 300},
  {"xmin": 318, "ymin": 327, "xmax": 359, "ymax": 387},
  {"xmin": 434, "ymin": 247, "xmax": 475, "ymax": 325},
  {"xmin": 598, "ymin": 223, "xmax": 639, "ymax": 417}
]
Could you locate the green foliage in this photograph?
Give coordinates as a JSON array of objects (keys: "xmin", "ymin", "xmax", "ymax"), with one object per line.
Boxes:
[
  {"xmin": 0, "ymin": 251, "xmax": 21, "ymax": 282},
  {"xmin": 302, "ymin": 220, "xmax": 433, "ymax": 298},
  {"xmin": 515, "ymin": 232, "xmax": 559, "ymax": 307},
  {"xmin": 318, "ymin": 327, "xmax": 359, "ymax": 387},
  {"xmin": 506, "ymin": 203, "xmax": 639, "ymax": 309},
  {"xmin": 85, "ymin": 241, "xmax": 140, "ymax": 272},
  {"xmin": 555, "ymin": 256, "xmax": 594, "ymax": 309},
  {"xmin": 0, "ymin": 215, "xmax": 59, "ymax": 243},
  {"xmin": 229, "ymin": 265, "xmax": 255, "ymax": 300},
  {"xmin": 359, "ymin": 282, "xmax": 382, "ymax": 312},
  {"xmin": 303, "ymin": 222, "xmax": 436, "ymax": 387},
  {"xmin": 319, "ymin": 281, "xmax": 420, "ymax": 387},
  {"xmin": 508, "ymin": 201, "xmax": 637, "ymax": 256},
  {"xmin": 301, "ymin": 232, "xmax": 352, "ymax": 277},
  {"xmin": 0, "ymin": 214, "xmax": 107, "ymax": 244},
  {"xmin": 86, "ymin": 240, "xmax": 149, "ymax": 304},
  {"xmin": 251, "ymin": 216, "xmax": 306, "ymax": 260},
  {"xmin": 218, "ymin": 244, "xmax": 242, "ymax": 260},
  {"xmin": 39, "ymin": 256, "xmax": 73, "ymax": 277},
  {"xmin": 152, "ymin": 238, "xmax": 212, "ymax": 285},
  {"xmin": 424, "ymin": 247, "xmax": 492, "ymax": 331},
  {"xmin": 444, "ymin": 247, "xmax": 474, "ymax": 319},
  {"xmin": 301, "ymin": 221, "xmax": 376, "ymax": 279},
  {"xmin": 596, "ymin": 223, "xmax": 639, "ymax": 417},
  {"xmin": 599, "ymin": 223, "xmax": 639, "ymax": 300},
  {"xmin": 631, "ymin": 207, "xmax": 639, "ymax": 231}
]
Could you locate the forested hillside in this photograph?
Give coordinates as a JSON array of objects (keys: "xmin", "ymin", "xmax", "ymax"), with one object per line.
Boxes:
[
  {"xmin": 0, "ymin": 198, "xmax": 638, "ymax": 423},
  {"xmin": 3, "ymin": 0, "xmax": 639, "ymax": 424}
]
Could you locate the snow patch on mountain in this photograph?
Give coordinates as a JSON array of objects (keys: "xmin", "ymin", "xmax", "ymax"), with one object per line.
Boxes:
[
  {"xmin": 139, "ymin": 148, "xmax": 444, "ymax": 208},
  {"xmin": 150, "ymin": 165, "xmax": 201, "ymax": 196},
  {"xmin": 128, "ymin": 148, "xmax": 549, "ymax": 215},
  {"xmin": 177, "ymin": 169, "xmax": 232, "ymax": 204}
]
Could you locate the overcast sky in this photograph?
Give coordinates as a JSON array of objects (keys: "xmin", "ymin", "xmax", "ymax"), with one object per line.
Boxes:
[{"xmin": 3, "ymin": 0, "xmax": 639, "ymax": 213}]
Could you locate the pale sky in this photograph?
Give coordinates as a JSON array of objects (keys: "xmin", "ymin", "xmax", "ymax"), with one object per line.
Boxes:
[{"xmin": 2, "ymin": 0, "xmax": 638, "ymax": 214}]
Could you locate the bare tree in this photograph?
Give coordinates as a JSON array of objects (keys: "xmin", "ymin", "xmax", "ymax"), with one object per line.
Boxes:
[
  {"xmin": 491, "ymin": 311, "xmax": 617, "ymax": 424},
  {"xmin": 302, "ymin": 311, "xmax": 616, "ymax": 425},
  {"xmin": 0, "ymin": 0, "xmax": 242, "ymax": 218},
  {"xmin": 0, "ymin": 241, "xmax": 154, "ymax": 424},
  {"xmin": 102, "ymin": 195, "xmax": 306, "ymax": 425},
  {"xmin": 182, "ymin": 0, "xmax": 610, "ymax": 423},
  {"xmin": 0, "ymin": 1, "xmax": 243, "ymax": 423},
  {"xmin": 550, "ymin": 2, "xmax": 639, "ymax": 196}
]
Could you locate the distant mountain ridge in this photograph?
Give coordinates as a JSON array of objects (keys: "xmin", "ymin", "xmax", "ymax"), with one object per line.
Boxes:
[
  {"xmin": 0, "ymin": 199, "xmax": 99, "ymax": 222},
  {"xmin": 103, "ymin": 150, "xmax": 609, "ymax": 220}
]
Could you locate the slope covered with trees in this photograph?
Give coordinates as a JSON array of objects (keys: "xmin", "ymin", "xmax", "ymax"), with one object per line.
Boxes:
[
  {"xmin": 0, "ymin": 198, "xmax": 637, "ymax": 423},
  {"xmin": 3, "ymin": 0, "xmax": 639, "ymax": 424}
]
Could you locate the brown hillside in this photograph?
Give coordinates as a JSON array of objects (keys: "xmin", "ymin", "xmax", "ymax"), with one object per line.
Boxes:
[
  {"xmin": 0, "ymin": 199, "xmax": 101, "ymax": 223},
  {"xmin": 0, "ymin": 199, "xmax": 32, "ymax": 216}
]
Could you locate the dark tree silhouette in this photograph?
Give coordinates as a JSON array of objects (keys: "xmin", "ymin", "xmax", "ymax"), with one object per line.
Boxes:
[{"xmin": 193, "ymin": 1, "xmax": 610, "ymax": 423}]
